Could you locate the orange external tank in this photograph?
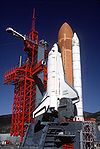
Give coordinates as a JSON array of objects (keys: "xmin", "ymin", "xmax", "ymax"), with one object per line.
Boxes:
[{"xmin": 58, "ymin": 22, "xmax": 73, "ymax": 86}]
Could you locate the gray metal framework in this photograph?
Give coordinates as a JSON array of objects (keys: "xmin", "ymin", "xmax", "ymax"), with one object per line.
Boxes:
[{"xmin": 82, "ymin": 120, "xmax": 96, "ymax": 149}]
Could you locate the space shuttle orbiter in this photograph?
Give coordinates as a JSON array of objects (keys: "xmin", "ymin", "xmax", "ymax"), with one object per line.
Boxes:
[{"xmin": 33, "ymin": 43, "xmax": 79, "ymax": 118}]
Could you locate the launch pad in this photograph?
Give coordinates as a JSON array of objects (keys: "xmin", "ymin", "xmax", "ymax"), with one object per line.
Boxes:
[{"xmin": 2, "ymin": 12, "xmax": 100, "ymax": 149}]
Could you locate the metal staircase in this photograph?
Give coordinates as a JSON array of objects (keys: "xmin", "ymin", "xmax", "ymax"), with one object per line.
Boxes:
[
  {"xmin": 21, "ymin": 122, "xmax": 75, "ymax": 149},
  {"xmin": 44, "ymin": 124, "xmax": 63, "ymax": 148}
]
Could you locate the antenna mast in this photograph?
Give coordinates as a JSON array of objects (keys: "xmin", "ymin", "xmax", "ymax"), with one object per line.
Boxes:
[{"xmin": 32, "ymin": 8, "xmax": 35, "ymax": 31}]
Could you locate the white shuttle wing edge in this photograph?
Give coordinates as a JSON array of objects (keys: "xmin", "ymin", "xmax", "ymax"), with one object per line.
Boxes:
[
  {"xmin": 33, "ymin": 94, "xmax": 50, "ymax": 118},
  {"xmin": 62, "ymin": 80, "xmax": 79, "ymax": 104}
]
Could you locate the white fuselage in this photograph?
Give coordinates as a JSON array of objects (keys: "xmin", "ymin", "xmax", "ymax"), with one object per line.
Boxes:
[{"xmin": 33, "ymin": 43, "xmax": 79, "ymax": 118}]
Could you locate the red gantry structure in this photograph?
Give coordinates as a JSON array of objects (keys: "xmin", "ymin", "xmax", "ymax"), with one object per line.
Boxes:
[{"xmin": 4, "ymin": 12, "xmax": 48, "ymax": 140}]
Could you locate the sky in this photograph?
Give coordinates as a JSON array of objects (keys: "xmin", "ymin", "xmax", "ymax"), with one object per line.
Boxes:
[{"xmin": 0, "ymin": 0, "xmax": 100, "ymax": 115}]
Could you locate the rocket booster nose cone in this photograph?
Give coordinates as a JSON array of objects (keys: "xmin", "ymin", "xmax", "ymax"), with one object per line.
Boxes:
[
  {"xmin": 72, "ymin": 33, "xmax": 79, "ymax": 45},
  {"xmin": 58, "ymin": 22, "xmax": 73, "ymax": 39},
  {"xmin": 58, "ymin": 22, "xmax": 73, "ymax": 52},
  {"xmin": 58, "ymin": 22, "xmax": 73, "ymax": 50},
  {"xmin": 73, "ymin": 33, "xmax": 78, "ymax": 40}
]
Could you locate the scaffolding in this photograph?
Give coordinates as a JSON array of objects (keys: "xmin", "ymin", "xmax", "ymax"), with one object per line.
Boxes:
[
  {"xmin": 82, "ymin": 119, "xmax": 96, "ymax": 149},
  {"xmin": 4, "ymin": 14, "xmax": 48, "ymax": 141}
]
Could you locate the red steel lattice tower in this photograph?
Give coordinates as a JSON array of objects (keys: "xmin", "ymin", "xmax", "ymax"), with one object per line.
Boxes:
[{"xmin": 4, "ymin": 12, "xmax": 47, "ymax": 140}]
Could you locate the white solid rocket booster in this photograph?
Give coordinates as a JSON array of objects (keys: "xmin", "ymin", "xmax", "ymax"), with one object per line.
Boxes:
[{"xmin": 72, "ymin": 33, "xmax": 84, "ymax": 121}]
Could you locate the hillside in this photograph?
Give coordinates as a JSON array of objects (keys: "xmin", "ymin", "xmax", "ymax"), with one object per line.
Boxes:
[
  {"xmin": 0, "ymin": 114, "xmax": 12, "ymax": 126},
  {"xmin": 0, "ymin": 111, "xmax": 100, "ymax": 123},
  {"xmin": 0, "ymin": 111, "xmax": 100, "ymax": 134},
  {"xmin": 0, "ymin": 114, "xmax": 11, "ymax": 133},
  {"xmin": 84, "ymin": 111, "xmax": 100, "ymax": 122}
]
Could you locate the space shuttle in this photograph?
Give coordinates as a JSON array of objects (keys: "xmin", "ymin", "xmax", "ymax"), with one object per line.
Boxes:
[{"xmin": 33, "ymin": 43, "xmax": 79, "ymax": 118}]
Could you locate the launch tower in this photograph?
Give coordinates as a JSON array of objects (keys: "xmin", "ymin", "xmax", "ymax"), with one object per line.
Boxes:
[{"xmin": 4, "ymin": 12, "xmax": 48, "ymax": 140}]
